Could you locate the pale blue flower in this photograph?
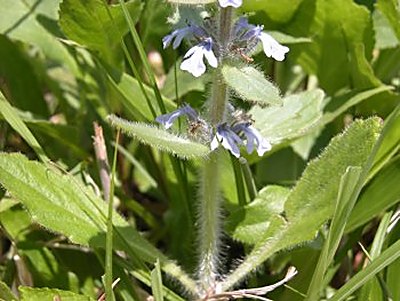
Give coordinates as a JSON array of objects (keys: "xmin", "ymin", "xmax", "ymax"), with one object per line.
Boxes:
[
  {"xmin": 180, "ymin": 38, "xmax": 218, "ymax": 77},
  {"xmin": 258, "ymin": 32, "xmax": 289, "ymax": 61},
  {"xmin": 218, "ymin": 0, "xmax": 242, "ymax": 8},
  {"xmin": 233, "ymin": 17, "xmax": 289, "ymax": 61},
  {"xmin": 233, "ymin": 123, "xmax": 271, "ymax": 156},
  {"xmin": 162, "ymin": 25, "xmax": 206, "ymax": 49},
  {"xmin": 211, "ymin": 124, "xmax": 243, "ymax": 158},
  {"xmin": 155, "ymin": 105, "xmax": 198, "ymax": 129}
]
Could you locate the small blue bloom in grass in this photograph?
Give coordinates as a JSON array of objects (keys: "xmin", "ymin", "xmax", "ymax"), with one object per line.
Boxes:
[
  {"xmin": 211, "ymin": 123, "xmax": 243, "ymax": 158},
  {"xmin": 233, "ymin": 123, "xmax": 272, "ymax": 156},
  {"xmin": 180, "ymin": 38, "xmax": 218, "ymax": 77},
  {"xmin": 234, "ymin": 18, "xmax": 289, "ymax": 61},
  {"xmin": 156, "ymin": 104, "xmax": 198, "ymax": 129},
  {"xmin": 162, "ymin": 25, "xmax": 206, "ymax": 49},
  {"xmin": 218, "ymin": 0, "xmax": 242, "ymax": 8}
]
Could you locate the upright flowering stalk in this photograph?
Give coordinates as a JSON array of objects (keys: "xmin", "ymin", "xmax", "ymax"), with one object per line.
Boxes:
[{"xmin": 157, "ymin": 0, "xmax": 290, "ymax": 298}]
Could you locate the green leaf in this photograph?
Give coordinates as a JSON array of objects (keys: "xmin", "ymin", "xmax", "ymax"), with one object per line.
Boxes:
[
  {"xmin": 357, "ymin": 212, "xmax": 392, "ymax": 301},
  {"xmin": 0, "ymin": 35, "xmax": 48, "ymax": 116},
  {"xmin": 151, "ymin": 259, "xmax": 164, "ymax": 301},
  {"xmin": 222, "ymin": 65, "xmax": 282, "ymax": 107},
  {"xmin": 0, "ymin": 153, "xmax": 106, "ymax": 245},
  {"xmin": 373, "ymin": 9, "xmax": 400, "ymax": 49},
  {"xmin": 0, "ymin": 0, "xmax": 78, "ymax": 73},
  {"xmin": 59, "ymin": 0, "xmax": 142, "ymax": 67},
  {"xmin": 305, "ymin": 167, "xmax": 362, "ymax": 301},
  {"xmin": 322, "ymin": 86, "xmax": 392, "ymax": 125},
  {"xmin": 226, "ymin": 186, "xmax": 290, "ymax": 245},
  {"xmin": 0, "ymin": 280, "xmax": 17, "ymax": 301},
  {"xmin": 329, "ymin": 239, "xmax": 400, "ymax": 301},
  {"xmin": 250, "ymin": 89, "xmax": 324, "ymax": 146},
  {"xmin": 107, "ymin": 71, "xmax": 175, "ymax": 121},
  {"xmin": 287, "ymin": 0, "xmax": 375, "ymax": 94},
  {"xmin": 0, "ymin": 153, "xmax": 197, "ymax": 295},
  {"xmin": 268, "ymin": 31, "xmax": 311, "ymax": 44},
  {"xmin": 0, "ymin": 91, "xmax": 48, "ymax": 162},
  {"xmin": 346, "ymin": 157, "xmax": 400, "ymax": 232},
  {"xmin": 19, "ymin": 287, "xmax": 94, "ymax": 301},
  {"xmin": 108, "ymin": 115, "xmax": 210, "ymax": 159},
  {"xmin": 242, "ymin": 0, "xmax": 304, "ymax": 24},
  {"xmin": 377, "ymin": 0, "xmax": 400, "ymax": 42},
  {"xmin": 161, "ymin": 62, "xmax": 206, "ymax": 100},
  {"xmin": 222, "ymin": 118, "xmax": 382, "ymax": 290}
]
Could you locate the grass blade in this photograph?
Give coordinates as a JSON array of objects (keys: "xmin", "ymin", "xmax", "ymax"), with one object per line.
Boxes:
[
  {"xmin": 329, "ymin": 239, "xmax": 400, "ymax": 301},
  {"xmin": 0, "ymin": 92, "xmax": 48, "ymax": 163}
]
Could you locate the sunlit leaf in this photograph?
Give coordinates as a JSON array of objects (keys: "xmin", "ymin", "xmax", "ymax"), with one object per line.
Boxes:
[
  {"xmin": 108, "ymin": 115, "xmax": 210, "ymax": 159},
  {"xmin": 222, "ymin": 65, "xmax": 282, "ymax": 107},
  {"xmin": 59, "ymin": 0, "xmax": 142, "ymax": 67},
  {"xmin": 19, "ymin": 287, "xmax": 94, "ymax": 301},
  {"xmin": 251, "ymin": 89, "xmax": 324, "ymax": 146},
  {"xmin": 222, "ymin": 118, "xmax": 382, "ymax": 290}
]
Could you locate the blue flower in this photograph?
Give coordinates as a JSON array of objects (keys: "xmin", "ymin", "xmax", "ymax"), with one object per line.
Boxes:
[
  {"xmin": 155, "ymin": 105, "xmax": 198, "ymax": 129},
  {"xmin": 258, "ymin": 32, "xmax": 289, "ymax": 61},
  {"xmin": 211, "ymin": 123, "xmax": 243, "ymax": 158},
  {"xmin": 211, "ymin": 121, "xmax": 271, "ymax": 157},
  {"xmin": 234, "ymin": 18, "xmax": 289, "ymax": 61},
  {"xmin": 218, "ymin": 0, "xmax": 242, "ymax": 8},
  {"xmin": 233, "ymin": 123, "xmax": 271, "ymax": 156},
  {"xmin": 162, "ymin": 25, "xmax": 206, "ymax": 49},
  {"xmin": 180, "ymin": 38, "xmax": 218, "ymax": 77}
]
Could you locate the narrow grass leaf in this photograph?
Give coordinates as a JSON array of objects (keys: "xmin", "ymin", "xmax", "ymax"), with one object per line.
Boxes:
[
  {"xmin": 329, "ymin": 239, "xmax": 400, "ymax": 301},
  {"xmin": 305, "ymin": 166, "xmax": 362, "ymax": 301},
  {"xmin": 105, "ymin": 131, "xmax": 120, "ymax": 301},
  {"xmin": 346, "ymin": 156, "xmax": 400, "ymax": 232},
  {"xmin": 118, "ymin": 0, "xmax": 166, "ymax": 114},
  {"xmin": 113, "ymin": 142, "xmax": 157, "ymax": 188},
  {"xmin": 322, "ymin": 86, "xmax": 393, "ymax": 125},
  {"xmin": 0, "ymin": 92, "xmax": 48, "ymax": 162},
  {"xmin": 151, "ymin": 259, "xmax": 164, "ymax": 301},
  {"xmin": 358, "ymin": 212, "xmax": 393, "ymax": 301}
]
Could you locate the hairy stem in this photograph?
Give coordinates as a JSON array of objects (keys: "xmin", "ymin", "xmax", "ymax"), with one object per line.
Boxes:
[
  {"xmin": 209, "ymin": 7, "xmax": 234, "ymax": 125},
  {"xmin": 197, "ymin": 6, "xmax": 234, "ymax": 296},
  {"xmin": 198, "ymin": 151, "xmax": 222, "ymax": 295}
]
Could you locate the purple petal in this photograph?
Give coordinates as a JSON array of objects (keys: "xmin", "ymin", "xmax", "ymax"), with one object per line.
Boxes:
[
  {"xmin": 211, "ymin": 124, "xmax": 243, "ymax": 158},
  {"xmin": 155, "ymin": 105, "xmax": 198, "ymax": 129}
]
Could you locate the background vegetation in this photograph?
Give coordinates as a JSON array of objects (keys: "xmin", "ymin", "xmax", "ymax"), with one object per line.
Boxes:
[{"xmin": 0, "ymin": 0, "xmax": 399, "ymax": 300}]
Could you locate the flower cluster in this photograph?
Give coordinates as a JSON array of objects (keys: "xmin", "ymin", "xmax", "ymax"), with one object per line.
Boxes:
[
  {"xmin": 156, "ymin": 0, "xmax": 286, "ymax": 158},
  {"xmin": 156, "ymin": 105, "xmax": 271, "ymax": 158},
  {"xmin": 162, "ymin": 1, "xmax": 289, "ymax": 77}
]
